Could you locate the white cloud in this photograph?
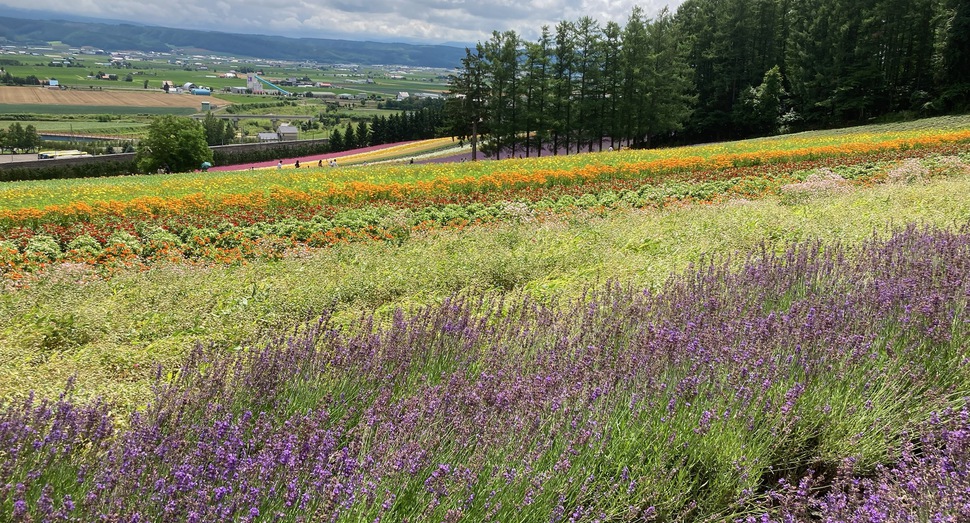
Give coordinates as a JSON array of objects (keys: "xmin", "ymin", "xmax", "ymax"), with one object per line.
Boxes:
[{"xmin": 0, "ymin": 0, "xmax": 685, "ymax": 45}]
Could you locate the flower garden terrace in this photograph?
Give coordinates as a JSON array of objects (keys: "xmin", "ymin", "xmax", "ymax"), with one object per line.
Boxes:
[
  {"xmin": 2, "ymin": 124, "xmax": 970, "ymax": 213},
  {"xmin": 3, "ymin": 116, "xmax": 970, "ymax": 519},
  {"xmin": 4, "ymin": 223, "xmax": 970, "ymax": 520},
  {"xmin": 0, "ymin": 122, "xmax": 968, "ymax": 283}
]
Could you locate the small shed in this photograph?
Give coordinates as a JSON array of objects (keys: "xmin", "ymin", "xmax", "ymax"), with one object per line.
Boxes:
[
  {"xmin": 257, "ymin": 132, "xmax": 280, "ymax": 142},
  {"xmin": 229, "ymin": 86, "xmax": 248, "ymax": 94},
  {"xmin": 277, "ymin": 124, "xmax": 298, "ymax": 141}
]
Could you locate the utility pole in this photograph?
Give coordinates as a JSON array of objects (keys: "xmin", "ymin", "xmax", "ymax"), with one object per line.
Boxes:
[{"xmin": 471, "ymin": 118, "xmax": 478, "ymax": 161}]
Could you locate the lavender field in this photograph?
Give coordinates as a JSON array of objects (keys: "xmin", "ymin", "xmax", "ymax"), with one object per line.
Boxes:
[{"xmin": 3, "ymin": 222, "xmax": 969, "ymax": 521}]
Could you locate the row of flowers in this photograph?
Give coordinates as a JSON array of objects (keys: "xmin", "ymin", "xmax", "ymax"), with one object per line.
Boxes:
[
  {"xmin": 1, "ymin": 151, "xmax": 966, "ymax": 283},
  {"xmin": 3, "ymin": 136, "xmax": 969, "ymax": 235},
  {"xmin": 2, "ymin": 127, "xmax": 968, "ymax": 217}
]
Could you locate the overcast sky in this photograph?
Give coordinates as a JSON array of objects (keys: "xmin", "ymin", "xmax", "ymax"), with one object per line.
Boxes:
[{"xmin": 0, "ymin": 0, "xmax": 686, "ymax": 46}]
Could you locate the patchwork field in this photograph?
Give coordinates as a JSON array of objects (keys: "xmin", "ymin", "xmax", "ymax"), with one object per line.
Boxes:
[
  {"xmin": 0, "ymin": 86, "xmax": 225, "ymax": 108},
  {"xmin": 2, "ymin": 115, "xmax": 970, "ymax": 521}
]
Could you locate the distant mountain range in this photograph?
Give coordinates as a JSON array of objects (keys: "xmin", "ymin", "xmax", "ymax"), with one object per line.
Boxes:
[{"xmin": 0, "ymin": 12, "xmax": 467, "ymax": 68}]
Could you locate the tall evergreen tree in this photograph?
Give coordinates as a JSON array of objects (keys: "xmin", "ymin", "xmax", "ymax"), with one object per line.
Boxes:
[
  {"xmin": 344, "ymin": 122, "xmax": 358, "ymax": 150},
  {"xmin": 646, "ymin": 8, "xmax": 695, "ymax": 145},
  {"xmin": 222, "ymin": 120, "xmax": 236, "ymax": 144},
  {"xmin": 620, "ymin": 6, "xmax": 652, "ymax": 148},
  {"xmin": 445, "ymin": 45, "xmax": 490, "ymax": 160},
  {"xmin": 937, "ymin": 0, "xmax": 970, "ymax": 110},
  {"xmin": 201, "ymin": 112, "xmax": 225, "ymax": 146},
  {"xmin": 574, "ymin": 16, "xmax": 604, "ymax": 152},
  {"xmin": 356, "ymin": 121, "xmax": 370, "ymax": 147},
  {"xmin": 552, "ymin": 20, "xmax": 576, "ymax": 154},
  {"xmin": 601, "ymin": 21, "xmax": 624, "ymax": 151},
  {"xmin": 328, "ymin": 127, "xmax": 344, "ymax": 152},
  {"xmin": 370, "ymin": 115, "xmax": 388, "ymax": 145},
  {"xmin": 785, "ymin": 0, "xmax": 842, "ymax": 126},
  {"xmin": 522, "ymin": 27, "xmax": 553, "ymax": 157},
  {"xmin": 482, "ymin": 30, "xmax": 522, "ymax": 159}
]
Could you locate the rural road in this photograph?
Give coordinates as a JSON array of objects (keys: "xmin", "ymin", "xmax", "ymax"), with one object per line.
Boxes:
[{"xmin": 0, "ymin": 154, "xmax": 41, "ymax": 163}]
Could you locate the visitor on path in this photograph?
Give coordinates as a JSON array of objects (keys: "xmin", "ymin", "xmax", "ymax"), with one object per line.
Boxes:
[
  {"xmin": 318, "ymin": 159, "xmax": 323, "ymax": 167},
  {"xmin": 277, "ymin": 160, "xmax": 283, "ymax": 169},
  {"xmin": 295, "ymin": 160, "xmax": 300, "ymax": 168}
]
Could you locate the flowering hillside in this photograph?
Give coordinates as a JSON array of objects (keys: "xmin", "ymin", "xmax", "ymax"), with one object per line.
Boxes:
[{"xmin": 1, "ymin": 116, "xmax": 970, "ymax": 521}]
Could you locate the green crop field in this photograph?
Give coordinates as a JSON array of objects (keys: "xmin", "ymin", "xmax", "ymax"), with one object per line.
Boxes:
[
  {"xmin": 3, "ymin": 57, "xmax": 449, "ymax": 100},
  {"xmin": 1, "ymin": 54, "xmax": 443, "ymax": 143}
]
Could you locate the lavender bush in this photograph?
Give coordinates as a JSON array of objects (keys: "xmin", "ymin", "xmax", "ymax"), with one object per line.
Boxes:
[
  {"xmin": 2, "ymin": 223, "xmax": 969, "ymax": 522},
  {"xmin": 746, "ymin": 406, "xmax": 970, "ymax": 522}
]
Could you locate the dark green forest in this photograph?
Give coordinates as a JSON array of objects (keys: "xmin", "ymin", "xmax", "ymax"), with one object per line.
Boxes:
[{"xmin": 447, "ymin": 0, "xmax": 970, "ymax": 158}]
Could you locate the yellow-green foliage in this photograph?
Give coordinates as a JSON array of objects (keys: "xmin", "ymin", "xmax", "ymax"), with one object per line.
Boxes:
[{"xmin": 2, "ymin": 170, "xmax": 970, "ymax": 407}]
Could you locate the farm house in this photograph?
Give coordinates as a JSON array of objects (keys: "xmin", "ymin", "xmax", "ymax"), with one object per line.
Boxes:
[{"xmin": 277, "ymin": 124, "xmax": 298, "ymax": 140}]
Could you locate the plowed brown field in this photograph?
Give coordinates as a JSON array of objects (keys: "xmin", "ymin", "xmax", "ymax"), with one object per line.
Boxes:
[{"xmin": 0, "ymin": 86, "xmax": 224, "ymax": 108}]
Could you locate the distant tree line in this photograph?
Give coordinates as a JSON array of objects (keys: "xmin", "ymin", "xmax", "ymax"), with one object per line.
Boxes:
[
  {"xmin": 447, "ymin": 0, "xmax": 970, "ymax": 158},
  {"xmin": 370, "ymin": 103, "xmax": 445, "ymax": 143},
  {"xmin": 0, "ymin": 71, "xmax": 42, "ymax": 86},
  {"xmin": 0, "ymin": 123, "xmax": 42, "ymax": 153},
  {"xmin": 328, "ymin": 103, "xmax": 446, "ymax": 153}
]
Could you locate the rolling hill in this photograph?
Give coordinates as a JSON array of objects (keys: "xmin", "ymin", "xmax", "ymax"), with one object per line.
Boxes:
[{"xmin": 0, "ymin": 15, "xmax": 466, "ymax": 68}]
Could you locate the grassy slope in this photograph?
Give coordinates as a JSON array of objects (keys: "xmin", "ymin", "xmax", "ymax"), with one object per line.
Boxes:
[{"xmin": 1, "ymin": 171, "xmax": 969, "ymax": 407}]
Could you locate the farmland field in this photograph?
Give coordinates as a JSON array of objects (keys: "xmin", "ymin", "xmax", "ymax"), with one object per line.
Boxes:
[
  {"xmin": 2, "ymin": 115, "xmax": 970, "ymax": 521},
  {"xmin": 0, "ymin": 86, "xmax": 225, "ymax": 108}
]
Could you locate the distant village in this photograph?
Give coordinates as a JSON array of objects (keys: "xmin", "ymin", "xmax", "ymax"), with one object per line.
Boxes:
[{"xmin": 1, "ymin": 43, "xmax": 450, "ymax": 103}]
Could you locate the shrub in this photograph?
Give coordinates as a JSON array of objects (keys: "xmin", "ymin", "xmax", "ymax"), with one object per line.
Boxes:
[
  {"xmin": 105, "ymin": 231, "xmax": 143, "ymax": 256},
  {"xmin": 66, "ymin": 235, "xmax": 103, "ymax": 256},
  {"xmin": 24, "ymin": 235, "xmax": 61, "ymax": 262}
]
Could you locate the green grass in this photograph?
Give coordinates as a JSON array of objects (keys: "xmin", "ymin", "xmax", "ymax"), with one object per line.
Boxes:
[
  {"xmin": 2, "ymin": 170, "xmax": 970, "ymax": 408},
  {"xmin": 0, "ymin": 119, "xmax": 149, "ymax": 135}
]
